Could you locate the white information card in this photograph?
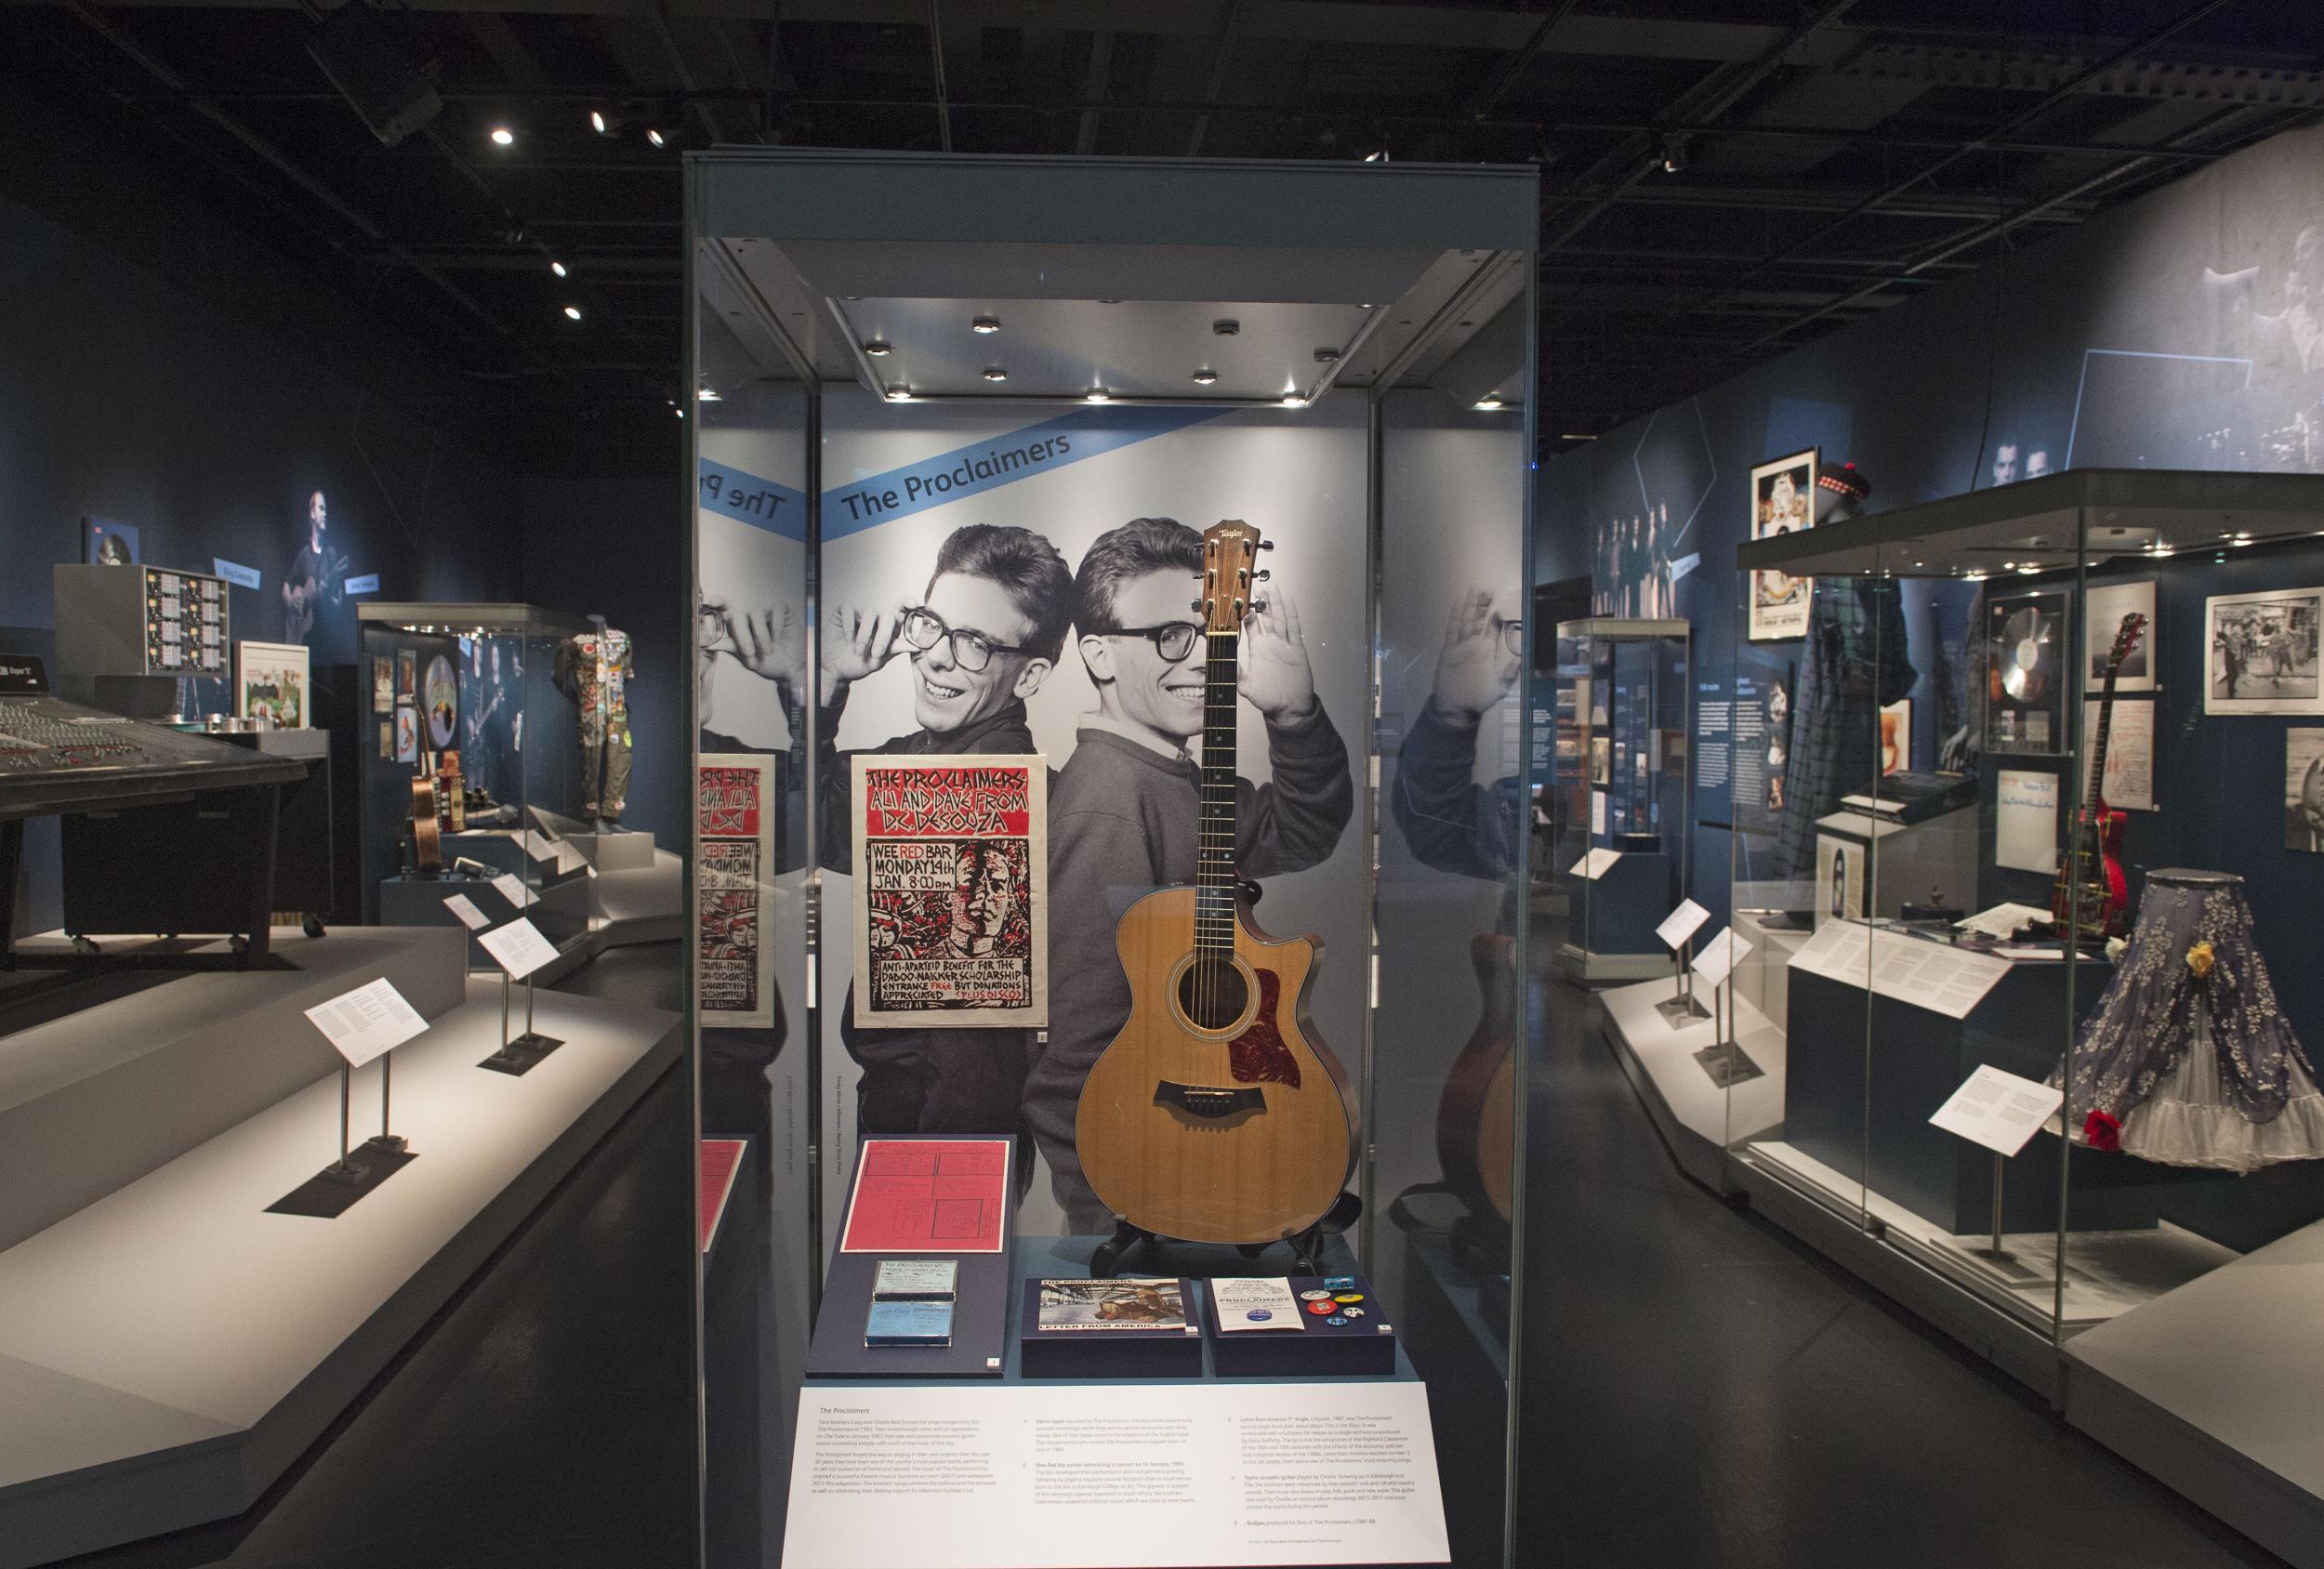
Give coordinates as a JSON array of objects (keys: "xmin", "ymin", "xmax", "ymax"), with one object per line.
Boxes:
[
  {"xmin": 477, "ymin": 916, "xmax": 559, "ymax": 980},
  {"xmin": 1655, "ymin": 899, "xmax": 1711, "ymax": 952},
  {"xmin": 302, "ymin": 977, "xmax": 429, "ymax": 1068},
  {"xmin": 781, "ymin": 1382, "xmax": 1449, "ymax": 1569},
  {"xmin": 490, "ymin": 872, "xmax": 531, "ymax": 909},
  {"xmin": 1788, "ymin": 922, "xmax": 2012, "ymax": 1020},
  {"xmin": 442, "ymin": 893, "xmax": 491, "ymax": 931},
  {"xmin": 522, "ymin": 828, "xmax": 558, "ymax": 862},
  {"xmin": 1568, "ymin": 848, "xmax": 1623, "ymax": 880},
  {"xmin": 1690, "ymin": 928, "xmax": 1754, "ymax": 988},
  {"xmin": 1929, "ymin": 1064, "xmax": 2065, "ymax": 1156}
]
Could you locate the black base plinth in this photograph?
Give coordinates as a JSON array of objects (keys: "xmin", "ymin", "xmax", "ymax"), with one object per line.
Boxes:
[
  {"xmin": 479, "ymin": 1035, "xmax": 562, "ymax": 1075},
  {"xmin": 1694, "ymin": 1042, "xmax": 1763, "ymax": 1088},
  {"xmin": 511, "ymin": 1031, "xmax": 564, "ymax": 1056},
  {"xmin": 1657, "ymin": 994, "xmax": 1711, "ymax": 1025},
  {"xmin": 267, "ymin": 1148, "xmax": 417, "ymax": 1218}
]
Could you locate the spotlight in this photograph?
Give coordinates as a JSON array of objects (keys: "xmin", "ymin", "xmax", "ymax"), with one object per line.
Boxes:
[
  {"xmin": 1192, "ymin": 369, "xmax": 1219, "ymax": 386},
  {"xmin": 1475, "ymin": 395, "xmax": 1503, "ymax": 410},
  {"xmin": 562, "ymin": 305, "xmax": 583, "ymax": 321},
  {"xmin": 697, "ymin": 387, "xmax": 721, "ymax": 402},
  {"xmin": 646, "ymin": 127, "xmax": 667, "ymax": 149},
  {"xmin": 1085, "ymin": 389, "xmax": 1110, "ymax": 402},
  {"xmin": 1212, "ymin": 319, "xmax": 1240, "ymax": 336},
  {"xmin": 550, "ymin": 260, "xmax": 568, "ymax": 278},
  {"xmin": 1659, "ymin": 133, "xmax": 1686, "ymax": 175},
  {"xmin": 982, "ymin": 367, "xmax": 1009, "ymax": 382},
  {"xmin": 864, "ymin": 340, "xmax": 893, "ymax": 357},
  {"xmin": 490, "ymin": 125, "xmax": 515, "ymax": 147},
  {"xmin": 1281, "ymin": 394, "xmax": 1306, "ymax": 408},
  {"xmin": 971, "ymin": 316, "xmax": 1001, "ymax": 335},
  {"xmin": 589, "ymin": 109, "xmax": 611, "ymax": 135},
  {"xmin": 887, "ymin": 388, "xmax": 913, "ymax": 402}
]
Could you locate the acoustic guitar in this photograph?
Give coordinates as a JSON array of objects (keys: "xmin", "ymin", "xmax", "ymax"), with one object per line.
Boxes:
[
  {"xmin": 411, "ymin": 775, "xmax": 442, "ymax": 874},
  {"xmin": 1435, "ymin": 934, "xmax": 1516, "ymax": 1225},
  {"xmin": 2052, "ymin": 611, "xmax": 2145, "ymax": 944},
  {"xmin": 1075, "ymin": 521, "xmax": 1359, "ymax": 1246}
]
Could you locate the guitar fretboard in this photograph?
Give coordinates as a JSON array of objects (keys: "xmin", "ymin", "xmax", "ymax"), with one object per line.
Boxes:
[{"xmin": 1196, "ymin": 629, "xmax": 1239, "ymax": 958}]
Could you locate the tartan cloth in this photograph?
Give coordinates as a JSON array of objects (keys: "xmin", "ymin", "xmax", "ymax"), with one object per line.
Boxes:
[{"xmin": 1776, "ymin": 578, "xmax": 1917, "ymax": 878}]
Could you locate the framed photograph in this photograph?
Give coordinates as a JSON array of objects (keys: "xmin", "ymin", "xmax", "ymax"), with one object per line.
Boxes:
[
  {"xmin": 372, "ymin": 654, "xmax": 395, "ymax": 714},
  {"xmin": 2288, "ymin": 730, "xmax": 2324, "ymax": 852},
  {"xmin": 396, "ymin": 648, "xmax": 416, "ymax": 699},
  {"xmin": 378, "ymin": 719, "xmax": 392, "ymax": 758},
  {"xmin": 394, "ymin": 703, "xmax": 418, "ymax": 763},
  {"xmin": 1986, "ymin": 588, "xmax": 2069, "ymax": 754},
  {"xmin": 83, "ymin": 517, "xmax": 139, "ymax": 565},
  {"xmin": 2086, "ymin": 580, "xmax": 2157, "ymax": 692},
  {"xmin": 233, "ymin": 640, "xmax": 310, "ymax": 729},
  {"xmin": 1747, "ymin": 447, "xmax": 1816, "ymax": 641},
  {"xmin": 1589, "ymin": 735, "xmax": 1611, "ymax": 785},
  {"xmin": 2206, "ymin": 587, "xmax": 2323, "ymax": 714},
  {"xmin": 1880, "ymin": 699, "xmax": 1911, "ymax": 775}
]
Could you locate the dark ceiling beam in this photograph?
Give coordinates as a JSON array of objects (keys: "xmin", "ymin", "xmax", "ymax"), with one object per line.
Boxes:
[
  {"xmin": 1539, "ymin": 0, "xmax": 1863, "ymax": 254},
  {"xmin": 58, "ymin": 0, "xmax": 549, "ymax": 369},
  {"xmin": 464, "ymin": 12, "xmax": 550, "ymax": 88},
  {"xmin": 1182, "ymin": 0, "xmax": 1241, "ymax": 157},
  {"xmin": 1464, "ymin": 0, "xmax": 1580, "ymax": 121},
  {"xmin": 1683, "ymin": 0, "xmax": 2237, "ymax": 319},
  {"xmin": 927, "ymin": 0, "xmax": 952, "ymax": 151},
  {"xmin": 1072, "ymin": 28, "xmax": 1110, "ymax": 154},
  {"xmin": 1550, "ymin": 119, "xmax": 2227, "ymax": 164}
]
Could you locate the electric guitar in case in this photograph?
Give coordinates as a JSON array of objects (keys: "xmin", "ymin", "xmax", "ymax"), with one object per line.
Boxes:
[
  {"xmin": 1075, "ymin": 521, "xmax": 1359, "ymax": 1260},
  {"xmin": 2053, "ymin": 611, "xmax": 2146, "ymax": 944}
]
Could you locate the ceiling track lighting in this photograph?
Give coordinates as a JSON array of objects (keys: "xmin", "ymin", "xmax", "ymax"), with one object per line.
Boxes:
[
  {"xmin": 562, "ymin": 305, "xmax": 583, "ymax": 321},
  {"xmin": 863, "ymin": 340, "xmax": 893, "ymax": 357},
  {"xmin": 1085, "ymin": 389, "xmax": 1110, "ymax": 403},
  {"xmin": 971, "ymin": 316, "xmax": 1001, "ymax": 335},
  {"xmin": 1192, "ymin": 369, "xmax": 1219, "ymax": 386},
  {"xmin": 646, "ymin": 127, "xmax": 667, "ymax": 149},
  {"xmin": 982, "ymin": 367, "xmax": 1009, "ymax": 383},
  {"xmin": 489, "ymin": 125, "xmax": 515, "ymax": 147},
  {"xmin": 550, "ymin": 260, "xmax": 567, "ymax": 278}
]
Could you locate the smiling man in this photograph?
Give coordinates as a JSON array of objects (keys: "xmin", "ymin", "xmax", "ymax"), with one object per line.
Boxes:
[
  {"xmin": 812, "ymin": 522, "xmax": 1074, "ymax": 1138},
  {"xmin": 1023, "ymin": 516, "xmax": 1353, "ymax": 1233}
]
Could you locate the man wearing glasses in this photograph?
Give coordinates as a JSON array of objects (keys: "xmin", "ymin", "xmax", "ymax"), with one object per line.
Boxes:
[
  {"xmin": 1023, "ymin": 516, "xmax": 1353, "ymax": 1231},
  {"xmin": 1392, "ymin": 587, "xmax": 1526, "ymax": 882},
  {"xmin": 810, "ymin": 522, "xmax": 1075, "ymax": 1138}
]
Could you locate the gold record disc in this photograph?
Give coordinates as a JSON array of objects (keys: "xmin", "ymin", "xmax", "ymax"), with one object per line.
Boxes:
[{"xmin": 2000, "ymin": 607, "xmax": 2053, "ymax": 702}]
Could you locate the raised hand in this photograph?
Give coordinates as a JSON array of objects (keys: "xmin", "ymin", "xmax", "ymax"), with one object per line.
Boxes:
[
  {"xmin": 1432, "ymin": 587, "xmax": 1519, "ymax": 718},
  {"xmin": 706, "ymin": 599, "xmax": 806, "ymax": 692},
  {"xmin": 821, "ymin": 600, "xmax": 904, "ymax": 704},
  {"xmin": 1238, "ymin": 586, "xmax": 1316, "ymax": 719}
]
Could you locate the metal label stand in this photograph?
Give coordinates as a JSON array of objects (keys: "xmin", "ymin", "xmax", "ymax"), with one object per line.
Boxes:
[
  {"xmin": 479, "ymin": 968, "xmax": 562, "ymax": 1075},
  {"xmin": 266, "ymin": 1056, "xmax": 418, "ymax": 1218},
  {"xmin": 1656, "ymin": 933, "xmax": 1711, "ymax": 1026}
]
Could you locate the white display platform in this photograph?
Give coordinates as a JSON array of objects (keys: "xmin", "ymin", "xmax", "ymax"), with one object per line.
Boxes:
[
  {"xmin": 1745, "ymin": 1140, "xmax": 2235, "ymax": 1329},
  {"xmin": 590, "ymin": 846, "xmax": 684, "ymax": 946},
  {"xmin": 1601, "ymin": 976, "xmax": 1785, "ymax": 1180},
  {"xmin": 2066, "ymin": 1216, "xmax": 2324, "ymax": 1569},
  {"xmin": 0, "ymin": 980, "xmax": 680, "ymax": 1569},
  {"xmin": 0, "ymin": 926, "xmax": 467, "ymax": 1250}
]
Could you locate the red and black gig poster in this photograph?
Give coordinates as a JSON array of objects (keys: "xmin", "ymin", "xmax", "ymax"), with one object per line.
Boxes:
[
  {"xmin": 850, "ymin": 756, "xmax": 1047, "ymax": 1029},
  {"xmin": 696, "ymin": 754, "xmax": 774, "ymax": 1027}
]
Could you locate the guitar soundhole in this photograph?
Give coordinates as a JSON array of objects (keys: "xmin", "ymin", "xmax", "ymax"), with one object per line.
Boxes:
[{"xmin": 1176, "ymin": 959, "xmax": 1249, "ymax": 1032}]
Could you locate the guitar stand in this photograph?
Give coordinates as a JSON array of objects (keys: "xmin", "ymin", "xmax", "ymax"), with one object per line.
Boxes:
[{"xmin": 1089, "ymin": 1192, "xmax": 1360, "ymax": 1280}]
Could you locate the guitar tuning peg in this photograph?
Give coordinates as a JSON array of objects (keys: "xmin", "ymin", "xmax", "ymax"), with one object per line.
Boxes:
[
  {"xmin": 1259, "ymin": 540, "xmax": 1275, "ymax": 550},
  {"xmin": 1250, "ymin": 598, "xmax": 1270, "ymax": 614},
  {"xmin": 1191, "ymin": 600, "xmax": 1205, "ymax": 613},
  {"xmin": 1256, "ymin": 570, "xmax": 1272, "ymax": 582}
]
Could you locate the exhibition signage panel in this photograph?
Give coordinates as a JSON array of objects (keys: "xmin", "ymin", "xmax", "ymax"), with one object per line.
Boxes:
[
  {"xmin": 490, "ymin": 873, "xmax": 531, "ymax": 908},
  {"xmin": 478, "ymin": 917, "xmax": 558, "ymax": 981},
  {"xmin": 1568, "ymin": 848, "xmax": 1622, "ymax": 880},
  {"xmin": 1929, "ymin": 1065, "xmax": 2065, "ymax": 1157},
  {"xmin": 442, "ymin": 893, "xmax": 490, "ymax": 931},
  {"xmin": 1789, "ymin": 922, "xmax": 2012, "ymax": 1021},
  {"xmin": 1656, "ymin": 899, "xmax": 1710, "ymax": 950},
  {"xmin": 780, "ymin": 1381, "xmax": 1450, "ymax": 1568},
  {"xmin": 303, "ymin": 978, "xmax": 429, "ymax": 1068},
  {"xmin": 1690, "ymin": 929, "xmax": 1753, "ymax": 989}
]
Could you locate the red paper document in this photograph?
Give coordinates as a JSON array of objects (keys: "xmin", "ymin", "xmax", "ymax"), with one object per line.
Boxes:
[
  {"xmin": 700, "ymin": 1139, "xmax": 746, "ymax": 1254},
  {"xmin": 839, "ymin": 1138, "xmax": 1012, "ymax": 1253}
]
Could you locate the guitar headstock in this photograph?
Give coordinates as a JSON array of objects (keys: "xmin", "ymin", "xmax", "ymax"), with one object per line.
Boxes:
[
  {"xmin": 2107, "ymin": 611, "xmax": 2147, "ymax": 675},
  {"xmin": 1200, "ymin": 521, "xmax": 1268, "ymax": 634}
]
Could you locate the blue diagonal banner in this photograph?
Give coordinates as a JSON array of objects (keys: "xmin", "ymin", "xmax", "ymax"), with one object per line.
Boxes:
[
  {"xmin": 823, "ymin": 404, "xmax": 1230, "ymax": 537},
  {"xmin": 699, "ymin": 457, "xmax": 810, "ymax": 541}
]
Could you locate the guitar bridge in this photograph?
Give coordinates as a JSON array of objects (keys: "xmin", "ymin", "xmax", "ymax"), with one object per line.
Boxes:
[{"xmin": 1155, "ymin": 1082, "xmax": 1265, "ymax": 1122}]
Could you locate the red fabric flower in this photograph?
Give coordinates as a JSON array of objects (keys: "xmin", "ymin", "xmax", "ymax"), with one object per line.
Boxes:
[{"xmin": 2084, "ymin": 1110, "xmax": 2122, "ymax": 1152}]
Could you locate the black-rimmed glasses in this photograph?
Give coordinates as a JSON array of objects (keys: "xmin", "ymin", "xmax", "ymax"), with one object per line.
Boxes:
[
  {"xmin": 899, "ymin": 606, "xmax": 1031, "ymax": 672},
  {"xmin": 1488, "ymin": 613, "xmax": 1524, "ymax": 657},
  {"xmin": 1102, "ymin": 622, "xmax": 1205, "ymax": 662}
]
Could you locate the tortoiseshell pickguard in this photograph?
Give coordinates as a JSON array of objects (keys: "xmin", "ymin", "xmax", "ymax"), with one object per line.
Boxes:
[{"xmin": 1227, "ymin": 968, "xmax": 1301, "ymax": 1088}]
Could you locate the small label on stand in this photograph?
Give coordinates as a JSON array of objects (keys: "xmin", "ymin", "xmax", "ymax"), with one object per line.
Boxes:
[
  {"xmin": 490, "ymin": 873, "xmax": 531, "ymax": 908},
  {"xmin": 1929, "ymin": 1064, "xmax": 2063, "ymax": 1157},
  {"xmin": 442, "ymin": 893, "xmax": 491, "ymax": 930},
  {"xmin": 522, "ymin": 829, "xmax": 558, "ymax": 861},
  {"xmin": 1690, "ymin": 928, "xmax": 1755, "ymax": 989},
  {"xmin": 478, "ymin": 916, "xmax": 559, "ymax": 980},
  {"xmin": 1655, "ymin": 899, "xmax": 1711, "ymax": 951},
  {"xmin": 304, "ymin": 977, "xmax": 429, "ymax": 1067}
]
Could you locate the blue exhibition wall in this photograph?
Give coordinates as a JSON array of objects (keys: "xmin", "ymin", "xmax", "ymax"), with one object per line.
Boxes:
[{"xmin": 1542, "ymin": 119, "xmax": 2324, "ymax": 976}]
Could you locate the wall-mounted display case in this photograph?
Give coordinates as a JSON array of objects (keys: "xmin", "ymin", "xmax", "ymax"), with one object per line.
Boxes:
[
  {"xmin": 1704, "ymin": 469, "xmax": 2324, "ymax": 1569},
  {"xmin": 688, "ymin": 150, "xmax": 1538, "ymax": 1569}
]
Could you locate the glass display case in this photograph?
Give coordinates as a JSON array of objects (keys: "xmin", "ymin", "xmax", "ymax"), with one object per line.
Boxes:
[
  {"xmin": 1724, "ymin": 468, "xmax": 2324, "ymax": 1565},
  {"xmin": 688, "ymin": 150, "xmax": 1538, "ymax": 1569},
  {"xmin": 1549, "ymin": 617, "xmax": 1690, "ymax": 983},
  {"xmin": 357, "ymin": 603, "xmax": 594, "ymax": 965}
]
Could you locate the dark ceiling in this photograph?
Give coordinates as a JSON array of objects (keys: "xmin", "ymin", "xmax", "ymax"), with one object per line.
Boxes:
[{"xmin": 4, "ymin": 0, "xmax": 2321, "ymax": 462}]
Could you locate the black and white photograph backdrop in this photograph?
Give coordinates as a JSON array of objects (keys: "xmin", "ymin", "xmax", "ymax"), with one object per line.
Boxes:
[
  {"xmin": 2207, "ymin": 587, "xmax": 2324, "ymax": 714},
  {"xmin": 2086, "ymin": 580, "xmax": 2159, "ymax": 692},
  {"xmin": 2288, "ymin": 729, "xmax": 2324, "ymax": 852}
]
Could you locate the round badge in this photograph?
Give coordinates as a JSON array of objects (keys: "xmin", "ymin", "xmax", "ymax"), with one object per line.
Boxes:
[
  {"xmin": 1304, "ymin": 1299, "xmax": 1337, "ymax": 1316},
  {"xmin": 1333, "ymin": 1293, "xmax": 1364, "ymax": 1304},
  {"xmin": 1298, "ymin": 1289, "xmax": 1333, "ymax": 1301},
  {"xmin": 1245, "ymin": 1309, "xmax": 1273, "ymax": 1323},
  {"xmin": 1342, "ymin": 1307, "xmax": 1367, "ymax": 1319},
  {"xmin": 1327, "ymin": 1314, "xmax": 1349, "ymax": 1325}
]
